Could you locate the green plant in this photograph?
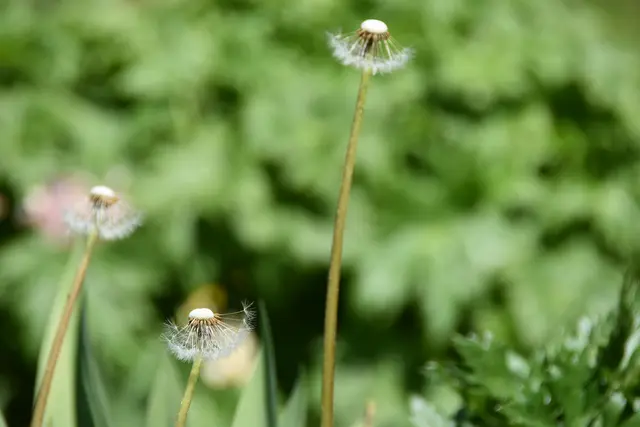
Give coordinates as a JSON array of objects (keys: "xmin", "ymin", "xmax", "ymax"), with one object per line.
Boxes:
[
  {"xmin": 30, "ymin": 230, "xmax": 98, "ymax": 427},
  {"xmin": 31, "ymin": 187, "xmax": 141, "ymax": 427},
  {"xmin": 164, "ymin": 304, "xmax": 255, "ymax": 427},
  {"xmin": 412, "ymin": 267, "xmax": 640, "ymax": 426},
  {"xmin": 32, "ymin": 294, "xmax": 307, "ymax": 427},
  {"xmin": 321, "ymin": 19, "xmax": 411, "ymax": 427}
]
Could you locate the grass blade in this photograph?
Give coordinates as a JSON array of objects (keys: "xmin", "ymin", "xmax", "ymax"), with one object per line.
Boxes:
[
  {"xmin": 231, "ymin": 300, "xmax": 278, "ymax": 427},
  {"xmin": 279, "ymin": 374, "xmax": 308, "ymax": 427},
  {"xmin": 0, "ymin": 410, "xmax": 7, "ymax": 427},
  {"xmin": 76, "ymin": 300, "xmax": 113, "ymax": 427},
  {"xmin": 33, "ymin": 240, "xmax": 84, "ymax": 427},
  {"xmin": 145, "ymin": 353, "xmax": 182, "ymax": 427},
  {"xmin": 259, "ymin": 300, "xmax": 278, "ymax": 427},
  {"xmin": 230, "ymin": 348, "xmax": 268, "ymax": 427}
]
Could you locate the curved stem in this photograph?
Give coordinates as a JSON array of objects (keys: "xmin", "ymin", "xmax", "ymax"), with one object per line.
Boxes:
[
  {"xmin": 30, "ymin": 230, "xmax": 99, "ymax": 427},
  {"xmin": 321, "ymin": 69, "xmax": 372, "ymax": 427},
  {"xmin": 175, "ymin": 356, "xmax": 203, "ymax": 427}
]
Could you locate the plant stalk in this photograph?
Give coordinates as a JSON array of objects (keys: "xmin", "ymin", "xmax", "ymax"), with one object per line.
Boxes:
[
  {"xmin": 175, "ymin": 355, "xmax": 203, "ymax": 427},
  {"xmin": 30, "ymin": 230, "xmax": 99, "ymax": 427},
  {"xmin": 321, "ymin": 69, "xmax": 372, "ymax": 427},
  {"xmin": 363, "ymin": 400, "xmax": 376, "ymax": 427}
]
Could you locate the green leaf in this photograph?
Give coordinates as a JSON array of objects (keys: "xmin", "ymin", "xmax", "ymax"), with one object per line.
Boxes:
[
  {"xmin": 76, "ymin": 301, "xmax": 113, "ymax": 427},
  {"xmin": 144, "ymin": 345, "xmax": 227, "ymax": 427},
  {"xmin": 0, "ymin": 410, "xmax": 7, "ymax": 427},
  {"xmin": 231, "ymin": 300, "xmax": 278, "ymax": 427},
  {"xmin": 34, "ymin": 240, "xmax": 85, "ymax": 427},
  {"xmin": 434, "ymin": 269, "xmax": 640, "ymax": 425},
  {"xmin": 409, "ymin": 396, "xmax": 453, "ymax": 427},
  {"xmin": 620, "ymin": 413, "xmax": 640, "ymax": 427},
  {"xmin": 145, "ymin": 353, "xmax": 182, "ymax": 427},
  {"xmin": 259, "ymin": 300, "xmax": 278, "ymax": 427},
  {"xmin": 230, "ymin": 348, "xmax": 268, "ymax": 427},
  {"xmin": 599, "ymin": 392, "xmax": 626, "ymax": 427},
  {"xmin": 279, "ymin": 375, "xmax": 308, "ymax": 427},
  {"xmin": 452, "ymin": 335, "xmax": 530, "ymax": 402}
]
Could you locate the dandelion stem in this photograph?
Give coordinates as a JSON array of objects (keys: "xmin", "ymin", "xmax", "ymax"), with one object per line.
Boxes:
[
  {"xmin": 321, "ymin": 68, "xmax": 372, "ymax": 427},
  {"xmin": 30, "ymin": 230, "xmax": 99, "ymax": 427},
  {"xmin": 363, "ymin": 400, "xmax": 376, "ymax": 427},
  {"xmin": 176, "ymin": 355, "xmax": 203, "ymax": 427}
]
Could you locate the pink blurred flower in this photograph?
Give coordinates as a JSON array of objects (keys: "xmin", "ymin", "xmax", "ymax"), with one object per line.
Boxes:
[{"xmin": 20, "ymin": 175, "xmax": 90, "ymax": 243}]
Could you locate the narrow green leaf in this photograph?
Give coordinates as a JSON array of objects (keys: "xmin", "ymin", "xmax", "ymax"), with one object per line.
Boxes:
[
  {"xmin": 231, "ymin": 300, "xmax": 278, "ymax": 427},
  {"xmin": 145, "ymin": 353, "xmax": 182, "ymax": 427},
  {"xmin": 259, "ymin": 300, "xmax": 278, "ymax": 427},
  {"xmin": 279, "ymin": 374, "xmax": 308, "ymax": 427},
  {"xmin": 34, "ymin": 240, "xmax": 85, "ymax": 427},
  {"xmin": 76, "ymin": 300, "xmax": 113, "ymax": 427},
  {"xmin": 230, "ymin": 348, "xmax": 268, "ymax": 427},
  {"xmin": 0, "ymin": 410, "xmax": 7, "ymax": 427}
]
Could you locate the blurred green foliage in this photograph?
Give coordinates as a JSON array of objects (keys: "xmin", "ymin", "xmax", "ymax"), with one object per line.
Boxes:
[{"xmin": 1, "ymin": 0, "xmax": 640, "ymax": 425}]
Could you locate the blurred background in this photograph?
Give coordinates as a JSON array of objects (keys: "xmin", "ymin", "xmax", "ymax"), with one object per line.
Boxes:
[{"xmin": 1, "ymin": 0, "xmax": 640, "ymax": 426}]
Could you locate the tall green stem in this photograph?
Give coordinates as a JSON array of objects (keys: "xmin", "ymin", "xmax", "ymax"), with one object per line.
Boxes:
[
  {"xmin": 321, "ymin": 69, "xmax": 372, "ymax": 427},
  {"xmin": 175, "ymin": 355, "xmax": 203, "ymax": 427},
  {"xmin": 30, "ymin": 230, "xmax": 99, "ymax": 427}
]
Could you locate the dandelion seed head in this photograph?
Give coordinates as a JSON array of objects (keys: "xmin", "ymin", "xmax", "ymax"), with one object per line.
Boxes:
[
  {"xmin": 164, "ymin": 302, "xmax": 255, "ymax": 362},
  {"xmin": 64, "ymin": 185, "xmax": 142, "ymax": 240},
  {"xmin": 328, "ymin": 18, "xmax": 412, "ymax": 75},
  {"xmin": 360, "ymin": 19, "xmax": 388, "ymax": 34},
  {"xmin": 89, "ymin": 185, "xmax": 116, "ymax": 199},
  {"xmin": 189, "ymin": 308, "xmax": 215, "ymax": 320}
]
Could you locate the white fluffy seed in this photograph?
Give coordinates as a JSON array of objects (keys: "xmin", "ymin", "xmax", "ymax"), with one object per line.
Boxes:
[
  {"xmin": 189, "ymin": 308, "xmax": 215, "ymax": 320},
  {"xmin": 360, "ymin": 19, "xmax": 388, "ymax": 34}
]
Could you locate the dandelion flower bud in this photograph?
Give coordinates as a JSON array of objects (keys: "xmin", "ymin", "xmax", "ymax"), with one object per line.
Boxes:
[
  {"xmin": 64, "ymin": 185, "xmax": 142, "ymax": 240},
  {"xmin": 164, "ymin": 302, "xmax": 255, "ymax": 362},
  {"xmin": 328, "ymin": 19, "xmax": 412, "ymax": 75}
]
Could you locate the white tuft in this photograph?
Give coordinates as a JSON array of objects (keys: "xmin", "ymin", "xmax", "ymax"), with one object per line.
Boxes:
[
  {"xmin": 189, "ymin": 308, "xmax": 215, "ymax": 320},
  {"xmin": 328, "ymin": 32, "xmax": 412, "ymax": 75},
  {"xmin": 64, "ymin": 189, "xmax": 142, "ymax": 240},
  {"xmin": 164, "ymin": 303, "xmax": 255, "ymax": 362},
  {"xmin": 89, "ymin": 185, "xmax": 116, "ymax": 198},
  {"xmin": 360, "ymin": 19, "xmax": 388, "ymax": 34}
]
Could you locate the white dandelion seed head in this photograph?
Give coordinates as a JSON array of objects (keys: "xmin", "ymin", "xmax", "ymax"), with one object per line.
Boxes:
[
  {"xmin": 360, "ymin": 19, "xmax": 388, "ymax": 34},
  {"xmin": 89, "ymin": 185, "xmax": 116, "ymax": 198},
  {"xmin": 328, "ymin": 19, "xmax": 412, "ymax": 75},
  {"xmin": 64, "ymin": 185, "xmax": 142, "ymax": 241},
  {"xmin": 189, "ymin": 308, "xmax": 215, "ymax": 320},
  {"xmin": 164, "ymin": 302, "xmax": 255, "ymax": 362}
]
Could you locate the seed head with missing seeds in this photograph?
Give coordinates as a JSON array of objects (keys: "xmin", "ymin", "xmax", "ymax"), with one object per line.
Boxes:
[
  {"xmin": 64, "ymin": 185, "xmax": 142, "ymax": 240},
  {"xmin": 328, "ymin": 19, "xmax": 412, "ymax": 75},
  {"xmin": 164, "ymin": 302, "xmax": 255, "ymax": 362}
]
